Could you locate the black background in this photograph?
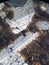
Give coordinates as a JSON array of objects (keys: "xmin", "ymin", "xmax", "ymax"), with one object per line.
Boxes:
[
  {"xmin": 0, "ymin": 0, "xmax": 49, "ymax": 4},
  {"xmin": 0, "ymin": 0, "xmax": 9, "ymax": 3},
  {"xmin": 39, "ymin": 0, "xmax": 49, "ymax": 3}
]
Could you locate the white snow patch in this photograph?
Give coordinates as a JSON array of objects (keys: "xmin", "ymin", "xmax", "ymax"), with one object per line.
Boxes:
[
  {"xmin": 36, "ymin": 21, "xmax": 49, "ymax": 30},
  {"xmin": 24, "ymin": 63, "xmax": 28, "ymax": 65},
  {"xmin": 41, "ymin": 6, "xmax": 47, "ymax": 11},
  {"xmin": 7, "ymin": 13, "xmax": 34, "ymax": 34}
]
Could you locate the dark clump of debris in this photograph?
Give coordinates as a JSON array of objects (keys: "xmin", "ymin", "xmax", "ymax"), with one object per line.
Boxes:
[
  {"xmin": 0, "ymin": 17, "xmax": 16, "ymax": 50},
  {"xmin": 34, "ymin": 6, "xmax": 49, "ymax": 21},
  {"xmin": 2, "ymin": 2, "xmax": 14, "ymax": 20},
  {"xmin": 33, "ymin": 0, "xmax": 49, "ymax": 21},
  {"xmin": 18, "ymin": 32, "xmax": 49, "ymax": 65},
  {"xmin": 26, "ymin": 14, "xmax": 39, "ymax": 33},
  {"xmin": 6, "ymin": 9, "xmax": 14, "ymax": 20}
]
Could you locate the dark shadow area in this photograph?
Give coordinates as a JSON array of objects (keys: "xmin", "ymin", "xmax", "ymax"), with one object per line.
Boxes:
[
  {"xmin": 8, "ymin": 0, "xmax": 27, "ymax": 7},
  {"xmin": 33, "ymin": 0, "xmax": 49, "ymax": 4},
  {"xmin": 39, "ymin": 0, "xmax": 49, "ymax": 4},
  {"xmin": 0, "ymin": 0, "xmax": 9, "ymax": 3}
]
